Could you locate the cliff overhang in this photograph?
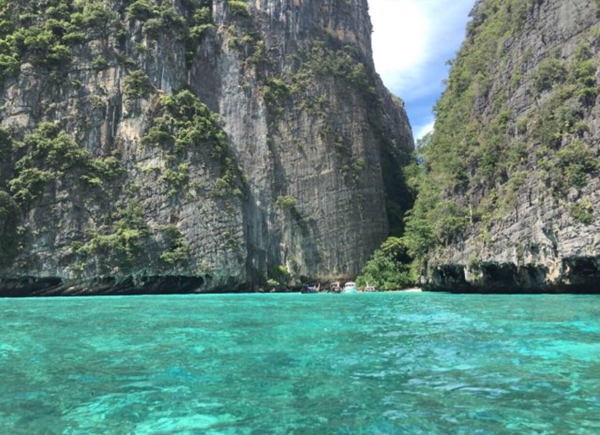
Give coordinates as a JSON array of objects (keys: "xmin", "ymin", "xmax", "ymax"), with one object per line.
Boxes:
[
  {"xmin": 426, "ymin": 256, "xmax": 600, "ymax": 294},
  {"xmin": 0, "ymin": 274, "xmax": 248, "ymax": 297}
]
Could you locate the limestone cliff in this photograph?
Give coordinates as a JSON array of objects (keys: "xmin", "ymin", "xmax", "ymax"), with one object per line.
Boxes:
[
  {"xmin": 0, "ymin": 0, "xmax": 413, "ymax": 295},
  {"xmin": 409, "ymin": 0, "xmax": 600, "ymax": 292}
]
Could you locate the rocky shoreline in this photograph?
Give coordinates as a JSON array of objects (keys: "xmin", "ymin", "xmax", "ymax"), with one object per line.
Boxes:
[
  {"xmin": 3, "ymin": 265, "xmax": 600, "ymax": 296},
  {"xmin": 427, "ymin": 256, "xmax": 600, "ymax": 294},
  {"xmin": 0, "ymin": 276, "xmax": 222, "ymax": 297}
]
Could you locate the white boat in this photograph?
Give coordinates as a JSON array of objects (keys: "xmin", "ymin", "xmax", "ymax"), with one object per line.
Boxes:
[
  {"xmin": 365, "ymin": 284, "xmax": 375, "ymax": 292},
  {"xmin": 343, "ymin": 282, "xmax": 357, "ymax": 293}
]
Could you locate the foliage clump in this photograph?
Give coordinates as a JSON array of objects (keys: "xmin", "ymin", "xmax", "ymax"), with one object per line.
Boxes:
[
  {"xmin": 126, "ymin": 0, "xmax": 187, "ymax": 37},
  {"xmin": 0, "ymin": 0, "xmax": 124, "ymax": 83},
  {"xmin": 570, "ymin": 200, "xmax": 594, "ymax": 225},
  {"xmin": 124, "ymin": 70, "xmax": 153, "ymax": 99},
  {"xmin": 276, "ymin": 195, "xmax": 297, "ymax": 209},
  {"xmin": 263, "ymin": 79, "xmax": 290, "ymax": 114},
  {"xmin": 268, "ymin": 264, "xmax": 290, "ymax": 286},
  {"xmin": 126, "ymin": 0, "xmax": 156, "ymax": 21},
  {"xmin": 143, "ymin": 89, "xmax": 227, "ymax": 152},
  {"xmin": 227, "ymin": 0, "xmax": 249, "ymax": 17},
  {"xmin": 307, "ymin": 41, "xmax": 377, "ymax": 100},
  {"xmin": 161, "ymin": 164, "xmax": 190, "ymax": 198},
  {"xmin": 0, "ymin": 190, "xmax": 21, "ymax": 265},
  {"xmin": 0, "ymin": 0, "xmax": 215, "ymax": 87},
  {"xmin": 158, "ymin": 224, "xmax": 190, "ymax": 267},
  {"xmin": 143, "ymin": 89, "xmax": 243, "ymax": 198},
  {"xmin": 126, "ymin": 0, "xmax": 216, "ymax": 61},
  {"xmin": 72, "ymin": 206, "xmax": 194, "ymax": 275},
  {"xmin": 75, "ymin": 202, "xmax": 149, "ymax": 273},
  {"xmin": 532, "ymin": 58, "xmax": 567, "ymax": 93},
  {"xmin": 9, "ymin": 123, "xmax": 122, "ymax": 205},
  {"xmin": 356, "ymin": 238, "xmax": 415, "ymax": 290},
  {"xmin": 542, "ymin": 140, "xmax": 599, "ymax": 196}
]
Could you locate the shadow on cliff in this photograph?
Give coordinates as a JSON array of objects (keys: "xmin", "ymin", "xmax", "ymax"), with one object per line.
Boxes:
[{"xmin": 428, "ymin": 257, "xmax": 600, "ymax": 293}]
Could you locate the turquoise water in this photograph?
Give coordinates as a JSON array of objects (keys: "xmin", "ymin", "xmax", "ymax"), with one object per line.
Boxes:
[{"xmin": 1, "ymin": 293, "xmax": 600, "ymax": 434}]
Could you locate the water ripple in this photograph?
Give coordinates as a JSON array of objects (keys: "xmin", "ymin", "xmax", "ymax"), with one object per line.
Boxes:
[{"xmin": 0, "ymin": 293, "xmax": 599, "ymax": 434}]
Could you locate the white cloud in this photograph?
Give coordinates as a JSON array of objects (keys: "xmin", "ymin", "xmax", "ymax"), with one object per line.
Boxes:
[
  {"xmin": 370, "ymin": 0, "xmax": 475, "ymax": 138},
  {"xmin": 370, "ymin": 0, "xmax": 432, "ymax": 89},
  {"xmin": 371, "ymin": 0, "xmax": 474, "ymax": 93},
  {"xmin": 414, "ymin": 120, "xmax": 435, "ymax": 141}
]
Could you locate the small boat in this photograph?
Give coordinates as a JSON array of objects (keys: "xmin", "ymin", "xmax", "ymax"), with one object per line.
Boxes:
[
  {"xmin": 301, "ymin": 283, "xmax": 321, "ymax": 294},
  {"xmin": 329, "ymin": 281, "xmax": 342, "ymax": 293},
  {"xmin": 342, "ymin": 282, "xmax": 357, "ymax": 293},
  {"xmin": 365, "ymin": 284, "xmax": 375, "ymax": 292}
]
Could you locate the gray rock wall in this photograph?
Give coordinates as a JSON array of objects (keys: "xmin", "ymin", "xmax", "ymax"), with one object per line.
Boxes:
[
  {"xmin": 0, "ymin": 0, "xmax": 413, "ymax": 295},
  {"xmin": 425, "ymin": 0, "xmax": 600, "ymax": 293}
]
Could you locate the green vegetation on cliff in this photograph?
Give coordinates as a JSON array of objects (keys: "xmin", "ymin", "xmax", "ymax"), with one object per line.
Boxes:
[
  {"xmin": 8, "ymin": 123, "xmax": 121, "ymax": 205},
  {"xmin": 143, "ymin": 88, "xmax": 244, "ymax": 198},
  {"xmin": 0, "ymin": 0, "xmax": 214, "ymax": 85},
  {"xmin": 0, "ymin": 0, "xmax": 227, "ymax": 274},
  {"xmin": 0, "ymin": 191, "xmax": 20, "ymax": 265},
  {"xmin": 0, "ymin": 0, "xmax": 123, "ymax": 82},
  {"xmin": 355, "ymin": 237, "xmax": 415, "ymax": 290},
  {"xmin": 0, "ymin": 0, "xmax": 413, "ymax": 290},
  {"xmin": 400, "ymin": 0, "xmax": 600, "ymax": 273},
  {"xmin": 74, "ymin": 201, "xmax": 150, "ymax": 274}
]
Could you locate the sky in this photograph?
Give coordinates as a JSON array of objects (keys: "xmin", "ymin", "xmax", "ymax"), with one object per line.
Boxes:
[{"xmin": 370, "ymin": 0, "xmax": 475, "ymax": 141}]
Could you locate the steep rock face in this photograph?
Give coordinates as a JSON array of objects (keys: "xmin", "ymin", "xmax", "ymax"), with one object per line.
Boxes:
[
  {"xmin": 0, "ymin": 0, "xmax": 413, "ymax": 295},
  {"xmin": 414, "ymin": 0, "xmax": 600, "ymax": 292}
]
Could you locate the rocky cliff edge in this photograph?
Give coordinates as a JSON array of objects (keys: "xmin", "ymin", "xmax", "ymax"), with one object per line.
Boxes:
[{"xmin": 0, "ymin": 0, "xmax": 413, "ymax": 295}]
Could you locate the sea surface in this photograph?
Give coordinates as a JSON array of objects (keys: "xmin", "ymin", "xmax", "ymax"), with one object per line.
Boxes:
[{"xmin": 1, "ymin": 292, "xmax": 600, "ymax": 434}]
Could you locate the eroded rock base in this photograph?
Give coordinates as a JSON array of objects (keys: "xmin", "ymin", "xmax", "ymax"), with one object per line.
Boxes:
[
  {"xmin": 428, "ymin": 257, "xmax": 600, "ymax": 293},
  {"xmin": 0, "ymin": 275, "xmax": 241, "ymax": 297}
]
